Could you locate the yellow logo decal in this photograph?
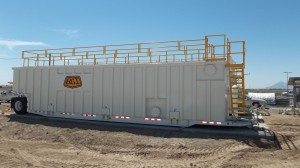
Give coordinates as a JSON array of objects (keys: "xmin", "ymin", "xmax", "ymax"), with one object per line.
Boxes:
[{"xmin": 64, "ymin": 76, "xmax": 82, "ymax": 89}]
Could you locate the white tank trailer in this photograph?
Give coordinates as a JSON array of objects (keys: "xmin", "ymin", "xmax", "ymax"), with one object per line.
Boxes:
[{"xmin": 11, "ymin": 34, "xmax": 254, "ymax": 127}]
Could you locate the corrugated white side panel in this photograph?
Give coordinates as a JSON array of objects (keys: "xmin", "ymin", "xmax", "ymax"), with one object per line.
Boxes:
[
  {"xmin": 92, "ymin": 68, "xmax": 102, "ymax": 115},
  {"xmin": 170, "ymin": 66, "xmax": 180, "ymax": 114},
  {"xmin": 74, "ymin": 91, "xmax": 81, "ymax": 114},
  {"xmin": 83, "ymin": 91, "xmax": 91, "ymax": 114},
  {"xmin": 66, "ymin": 91, "xmax": 73, "ymax": 113},
  {"xmin": 103, "ymin": 68, "xmax": 113, "ymax": 114},
  {"xmin": 33, "ymin": 69, "xmax": 41, "ymax": 110},
  {"xmin": 146, "ymin": 66, "xmax": 155, "ymax": 98},
  {"xmin": 56, "ymin": 91, "xmax": 64, "ymax": 113},
  {"xmin": 13, "ymin": 69, "xmax": 19, "ymax": 91},
  {"xmin": 158, "ymin": 67, "xmax": 167, "ymax": 99},
  {"xmin": 41, "ymin": 69, "xmax": 49, "ymax": 112},
  {"xmin": 123, "ymin": 67, "xmax": 133, "ymax": 117},
  {"xmin": 183, "ymin": 66, "xmax": 193, "ymax": 120},
  {"xmin": 211, "ymin": 81, "xmax": 226, "ymax": 121},
  {"xmin": 26, "ymin": 69, "xmax": 34, "ymax": 111},
  {"xmin": 13, "ymin": 62, "xmax": 228, "ymax": 123},
  {"xmin": 113, "ymin": 67, "xmax": 123, "ymax": 116},
  {"xmin": 20, "ymin": 69, "xmax": 27, "ymax": 93},
  {"xmin": 134, "ymin": 67, "xmax": 144, "ymax": 117},
  {"xmin": 196, "ymin": 81, "xmax": 207, "ymax": 120}
]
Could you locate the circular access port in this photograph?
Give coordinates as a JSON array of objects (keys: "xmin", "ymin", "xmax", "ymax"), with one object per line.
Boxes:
[
  {"xmin": 204, "ymin": 64, "xmax": 217, "ymax": 76},
  {"xmin": 150, "ymin": 106, "xmax": 161, "ymax": 118}
]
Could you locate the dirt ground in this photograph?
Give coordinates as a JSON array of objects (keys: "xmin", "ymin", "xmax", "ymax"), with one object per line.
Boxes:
[{"xmin": 0, "ymin": 103, "xmax": 299, "ymax": 168}]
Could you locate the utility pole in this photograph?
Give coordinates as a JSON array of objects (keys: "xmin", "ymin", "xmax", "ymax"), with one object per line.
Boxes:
[{"xmin": 283, "ymin": 72, "xmax": 292, "ymax": 93}]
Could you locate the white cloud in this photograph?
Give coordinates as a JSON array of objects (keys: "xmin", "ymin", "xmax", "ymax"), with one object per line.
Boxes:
[
  {"xmin": 0, "ymin": 39, "xmax": 46, "ymax": 50},
  {"xmin": 52, "ymin": 29, "xmax": 80, "ymax": 39}
]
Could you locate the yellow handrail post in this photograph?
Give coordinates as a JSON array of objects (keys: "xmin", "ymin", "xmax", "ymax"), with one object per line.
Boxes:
[
  {"xmin": 166, "ymin": 51, "xmax": 168, "ymax": 63},
  {"xmin": 177, "ymin": 41, "xmax": 181, "ymax": 50},
  {"xmin": 138, "ymin": 43, "xmax": 141, "ymax": 53},
  {"xmin": 147, "ymin": 48, "xmax": 151, "ymax": 56},
  {"xmin": 243, "ymin": 41, "xmax": 246, "ymax": 66},
  {"xmin": 205, "ymin": 36, "xmax": 208, "ymax": 61},
  {"xmin": 227, "ymin": 41, "xmax": 231, "ymax": 64},
  {"xmin": 72, "ymin": 48, "xmax": 75, "ymax": 56},
  {"xmin": 103, "ymin": 46, "xmax": 106, "ymax": 55},
  {"xmin": 184, "ymin": 45, "xmax": 187, "ymax": 62},
  {"xmin": 114, "ymin": 50, "xmax": 117, "ymax": 64},
  {"xmin": 86, "ymin": 51, "xmax": 89, "ymax": 59},
  {"xmin": 127, "ymin": 53, "xmax": 130, "ymax": 64}
]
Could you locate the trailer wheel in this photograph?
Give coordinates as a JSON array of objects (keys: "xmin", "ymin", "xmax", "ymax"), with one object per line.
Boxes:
[
  {"xmin": 252, "ymin": 102, "xmax": 259, "ymax": 107},
  {"xmin": 12, "ymin": 98, "xmax": 27, "ymax": 115}
]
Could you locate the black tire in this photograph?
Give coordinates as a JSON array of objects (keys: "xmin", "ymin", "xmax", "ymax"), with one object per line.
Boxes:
[
  {"xmin": 12, "ymin": 98, "xmax": 27, "ymax": 115},
  {"xmin": 252, "ymin": 102, "xmax": 260, "ymax": 107}
]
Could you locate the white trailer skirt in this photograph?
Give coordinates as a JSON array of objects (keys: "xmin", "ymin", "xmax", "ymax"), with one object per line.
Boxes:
[{"xmin": 13, "ymin": 62, "xmax": 229, "ymax": 127}]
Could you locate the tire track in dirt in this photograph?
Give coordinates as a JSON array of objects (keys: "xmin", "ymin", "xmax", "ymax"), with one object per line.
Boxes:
[
  {"xmin": 0, "ymin": 138, "xmax": 63, "ymax": 146},
  {"xmin": 0, "ymin": 137, "xmax": 120, "ymax": 168},
  {"xmin": 14, "ymin": 148, "xmax": 46, "ymax": 168}
]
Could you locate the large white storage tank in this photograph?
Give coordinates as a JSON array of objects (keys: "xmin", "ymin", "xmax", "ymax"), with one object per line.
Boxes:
[
  {"xmin": 13, "ymin": 62, "xmax": 226, "ymax": 126},
  {"xmin": 11, "ymin": 34, "xmax": 251, "ymax": 127}
]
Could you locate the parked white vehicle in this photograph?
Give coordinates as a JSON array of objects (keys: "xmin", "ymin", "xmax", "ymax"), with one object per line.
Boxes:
[
  {"xmin": 245, "ymin": 95, "xmax": 267, "ymax": 108},
  {"xmin": 0, "ymin": 90, "xmax": 18, "ymax": 102}
]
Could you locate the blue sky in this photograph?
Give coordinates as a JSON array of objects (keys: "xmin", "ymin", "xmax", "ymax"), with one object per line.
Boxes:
[{"xmin": 0, "ymin": 0, "xmax": 299, "ymax": 88}]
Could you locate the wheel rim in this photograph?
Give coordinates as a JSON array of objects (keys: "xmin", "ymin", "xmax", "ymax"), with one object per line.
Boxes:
[{"xmin": 15, "ymin": 101, "xmax": 23, "ymax": 111}]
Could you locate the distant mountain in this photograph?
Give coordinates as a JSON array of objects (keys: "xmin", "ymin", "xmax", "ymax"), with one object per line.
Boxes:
[{"xmin": 265, "ymin": 81, "xmax": 292, "ymax": 89}]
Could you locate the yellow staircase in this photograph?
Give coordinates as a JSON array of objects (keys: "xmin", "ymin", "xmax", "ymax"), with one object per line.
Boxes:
[{"xmin": 227, "ymin": 41, "xmax": 246, "ymax": 115}]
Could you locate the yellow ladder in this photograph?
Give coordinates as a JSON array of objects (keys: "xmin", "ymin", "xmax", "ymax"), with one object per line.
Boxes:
[{"xmin": 227, "ymin": 41, "xmax": 246, "ymax": 115}]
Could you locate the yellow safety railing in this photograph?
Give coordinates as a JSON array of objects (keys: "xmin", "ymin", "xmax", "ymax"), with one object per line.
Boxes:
[{"xmin": 21, "ymin": 34, "xmax": 241, "ymax": 67}]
